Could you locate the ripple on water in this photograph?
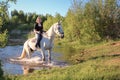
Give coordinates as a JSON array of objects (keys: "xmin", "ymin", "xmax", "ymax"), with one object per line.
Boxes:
[{"xmin": 0, "ymin": 45, "xmax": 68, "ymax": 75}]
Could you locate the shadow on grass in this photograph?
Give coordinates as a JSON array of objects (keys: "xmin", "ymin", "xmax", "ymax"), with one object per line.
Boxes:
[
  {"xmin": 89, "ymin": 54, "xmax": 120, "ymax": 60},
  {"xmin": 78, "ymin": 54, "xmax": 120, "ymax": 63}
]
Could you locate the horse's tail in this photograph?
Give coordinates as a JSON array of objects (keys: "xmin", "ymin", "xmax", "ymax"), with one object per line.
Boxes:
[
  {"xmin": 18, "ymin": 48, "xmax": 27, "ymax": 59},
  {"xmin": 18, "ymin": 40, "xmax": 30, "ymax": 59}
]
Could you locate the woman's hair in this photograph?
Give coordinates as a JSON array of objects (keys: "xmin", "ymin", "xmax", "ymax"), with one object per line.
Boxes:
[{"xmin": 36, "ymin": 16, "xmax": 42, "ymax": 23}]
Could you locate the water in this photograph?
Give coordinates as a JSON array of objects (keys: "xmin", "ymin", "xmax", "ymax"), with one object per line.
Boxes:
[{"xmin": 0, "ymin": 45, "xmax": 71, "ymax": 75}]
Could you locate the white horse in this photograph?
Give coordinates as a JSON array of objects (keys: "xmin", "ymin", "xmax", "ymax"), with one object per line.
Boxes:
[{"xmin": 18, "ymin": 22, "xmax": 64, "ymax": 63}]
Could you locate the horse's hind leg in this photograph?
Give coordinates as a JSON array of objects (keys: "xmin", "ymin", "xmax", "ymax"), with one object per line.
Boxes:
[
  {"xmin": 18, "ymin": 48, "xmax": 26, "ymax": 59},
  {"xmin": 26, "ymin": 48, "xmax": 32, "ymax": 59}
]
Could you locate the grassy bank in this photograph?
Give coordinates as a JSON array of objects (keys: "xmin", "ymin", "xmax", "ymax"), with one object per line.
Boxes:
[{"xmin": 5, "ymin": 40, "xmax": 120, "ymax": 80}]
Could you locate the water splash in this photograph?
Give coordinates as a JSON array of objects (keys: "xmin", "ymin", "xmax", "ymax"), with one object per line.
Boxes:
[{"xmin": 0, "ymin": 45, "xmax": 68, "ymax": 75}]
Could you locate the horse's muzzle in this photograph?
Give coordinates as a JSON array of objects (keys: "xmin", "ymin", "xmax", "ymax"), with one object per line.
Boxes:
[{"xmin": 61, "ymin": 34, "xmax": 64, "ymax": 38}]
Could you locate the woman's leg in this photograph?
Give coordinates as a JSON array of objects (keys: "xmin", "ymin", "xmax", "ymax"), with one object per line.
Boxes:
[
  {"xmin": 35, "ymin": 33, "xmax": 42, "ymax": 48},
  {"xmin": 35, "ymin": 33, "xmax": 39, "ymax": 47}
]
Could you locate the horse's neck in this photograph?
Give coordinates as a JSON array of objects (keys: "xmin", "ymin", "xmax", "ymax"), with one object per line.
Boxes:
[{"xmin": 46, "ymin": 25, "xmax": 55, "ymax": 41}]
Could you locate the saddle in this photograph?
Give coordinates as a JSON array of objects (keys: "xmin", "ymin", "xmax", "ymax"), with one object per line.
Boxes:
[{"xmin": 31, "ymin": 33, "xmax": 46, "ymax": 48}]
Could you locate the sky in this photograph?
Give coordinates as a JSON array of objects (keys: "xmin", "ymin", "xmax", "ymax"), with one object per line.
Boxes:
[{"xmin": 8, "ymin": 0, "xmax": 72, "ymax": 16}]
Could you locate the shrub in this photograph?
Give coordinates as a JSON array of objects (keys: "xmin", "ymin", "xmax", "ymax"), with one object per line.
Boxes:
[
  {"xmin": 0, "ymin": 61, "xmax": 3, "ymax": 79},
  {"xmin": 0, "ymin": 30, "xmax": 8, "ymax": 47}
]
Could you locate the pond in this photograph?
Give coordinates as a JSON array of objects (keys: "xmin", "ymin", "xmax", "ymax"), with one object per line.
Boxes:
[{"xmin": 0, "ymin": 45, "xmax": 75, "ymax": 75}]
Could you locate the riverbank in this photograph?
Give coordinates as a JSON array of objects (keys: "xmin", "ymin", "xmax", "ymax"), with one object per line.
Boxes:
[{"xmin": 5, "ymin": 40, "xmax": 120, "ymax": 80}]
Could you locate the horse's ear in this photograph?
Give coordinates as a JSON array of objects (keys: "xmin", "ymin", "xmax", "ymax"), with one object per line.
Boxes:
[
  {"xmin": 58, "ymin": 20, "xmax": 62, "ymax": 24},
  {"xmin": 60, "ymin": 20, "xmax": 62, "ymax": 23}
]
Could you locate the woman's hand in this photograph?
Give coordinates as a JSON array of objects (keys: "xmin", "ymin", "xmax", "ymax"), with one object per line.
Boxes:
[{"xmin": 34, "ymin": 30, "xmax": 40, "ymax": 34}]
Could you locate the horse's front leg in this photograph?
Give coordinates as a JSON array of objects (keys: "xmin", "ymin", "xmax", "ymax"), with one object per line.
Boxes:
[
  {"xmin": 41, "ymin": 49, "xmax": 45, "ymax": 62},
  {"xmin": 48, "ymin": 49, "xmax": 52, "ymax": 63}
]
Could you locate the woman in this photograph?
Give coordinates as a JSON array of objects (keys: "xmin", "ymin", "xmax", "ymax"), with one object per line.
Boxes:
[{"xmin": 34, "ymin": 16, "xmax": 43, "ymax": 48}]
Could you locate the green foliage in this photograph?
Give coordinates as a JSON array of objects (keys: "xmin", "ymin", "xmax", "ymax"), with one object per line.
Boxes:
[
  {"xmin": 0, "ymin": 0, "xmax": 16, "ymax": 47},
  {"xmin": 5, "ymin": 0, "xmax": 120, "ymax": 45},
  {"xmin": 64, "ymin": 0, "xmax": 101, "ymax": 44},
  {"xmin": 0, "ymin": 61, "xmax": 3, "ymax": 78},
  {"xmin": 11, "ymin": 15, "xmax": 19, "ymax": 24},
  {"xmin": 0, "ymin": 30, "xmax": 8, "ymax": 47},
  {"xmin": 0, "ymin": 17, "xmax": 3, "ymax": 28},
  {"xmin": 1, "ymin": 0, "xmax": 120, "ymax": 46},
  {"xmin": 44, "ymin": 15, "xmax": 54, "ymax": 30},
  {"xmin": 44, "ymin": 13, "xmax": 63, "ymax": 30},
  {"xmin": 64, "ymin": 0, "xmax": 120, "ymax": 44},
  {"xmin": 10, "ymin": 10, "xmax": 47, "ymax": 25},
  {"xmin": 16, "ymin": 24, "xmax": 33, "ymax": 31},
  {"xmin": 89, "ymin": 0, "xmax": 120, "ymax": 39}
]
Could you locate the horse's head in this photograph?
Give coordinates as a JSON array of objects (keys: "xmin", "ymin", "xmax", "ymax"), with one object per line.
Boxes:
[{"xmin": 53, "ymin": 21, "xmax": 64, "ymax": 38}]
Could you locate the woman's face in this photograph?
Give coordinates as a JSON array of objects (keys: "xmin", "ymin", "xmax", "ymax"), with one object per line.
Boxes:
[{"xmin": 36, "ymin": 17, "xmax": 41, "ymax": 23}]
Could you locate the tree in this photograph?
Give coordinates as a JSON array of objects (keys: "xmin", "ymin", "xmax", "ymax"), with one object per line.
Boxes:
[
  {"xmin": 64, "ymin": 0, "xmax": 120, "ymax": 44},
  {"xmin": 44, "ymin": 14, "xmax": 54, "ymax": 30},
  {"xmin": 90, "ymin": 0, "xmax": 120, "ymax": 39},
  {"xmin": 31, "ymin": 13, "xmax": 38, "ymax": 23},
  {"xmin": 54, "ymin": 13, "xmax": 63, "ymax": 21},
  {"xmin": 11, "ymin": 9, "xmax": 18, "ymax": 17},
  {"xmin": 0, "ymin": 0, "xmax": 16, "ymax": 47},
  {"xmin": 65, "ymin": 0, "xmax": 101, "ymax": 44},
  {"xmin": 0, "ymin": 61, "xmax": 3, "ymax": 80},
  {"xmin": 18, "ymin": 10, "xmax": 25, "ymax": 23},
  {"xmin": 26, "ymin": 13, "xmax": 33, "ymax": 24}
]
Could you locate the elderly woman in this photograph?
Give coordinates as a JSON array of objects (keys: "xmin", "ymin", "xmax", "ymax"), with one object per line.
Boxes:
[{"xmin": 34, "ymin": 16, "xmax": 43, "ymax": 48}]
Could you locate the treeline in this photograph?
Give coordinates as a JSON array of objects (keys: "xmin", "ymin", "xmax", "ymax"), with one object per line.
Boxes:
[
  {"xmin": 2, "ymin": 9, "xmax": 47, "ymax": 31},
  {"xmin": 34, "ymin": 0, "xmax": 120, "ymax": 44},
  {"xmin": 1, "ymin": 0, "xmax": 120, "ymax": 47},
  {"xmin": 64, "ymin": 0, "xmax": 120, "ymax": 44},
  {"xmin": 1, "ymin": 9, "xmax": 64, "ymax": 32},
  {"xmin": 10, "ymin": 10, "xmax": 47, "ymax": 24}
]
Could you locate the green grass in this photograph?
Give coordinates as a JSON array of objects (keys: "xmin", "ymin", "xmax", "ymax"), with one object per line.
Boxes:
[
  {"xmin": 5, "ymin": 40, "xmax": 120, "ymax": 80},
  {"xmin": 7, "ymin": 58, "xmax": 120, "ymax": 80}
]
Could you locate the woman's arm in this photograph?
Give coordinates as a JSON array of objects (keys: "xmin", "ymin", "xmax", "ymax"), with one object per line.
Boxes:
[{"xmin": 34, "ymin": 29, "xmax": 40, "ymax": 34}]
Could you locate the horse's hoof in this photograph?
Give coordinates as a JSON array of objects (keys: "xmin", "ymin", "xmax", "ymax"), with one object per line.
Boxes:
[{"xmin": 47, "ymin": 62, "xmax": 53, "ymax": 66}]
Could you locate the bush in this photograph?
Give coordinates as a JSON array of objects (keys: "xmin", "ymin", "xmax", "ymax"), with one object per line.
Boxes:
[
  {"xmin": 16, "ymin": 23, "xmax": 34, "ymax": 31},
  {"xmin": 0, "ymin": 61, "xmax": 3, "ymax": 79},
  {"xmin": 0, "ymin": 30, "xmax": 8, "ymax": 47}
]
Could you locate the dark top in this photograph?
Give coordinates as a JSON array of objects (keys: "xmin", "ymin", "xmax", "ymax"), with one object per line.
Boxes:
[{"xmin": 34, "ymin": 22, "xmax": 43, "ymax": 33}]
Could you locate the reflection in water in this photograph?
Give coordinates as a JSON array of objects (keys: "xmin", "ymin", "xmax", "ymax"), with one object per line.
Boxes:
[
  {"xmin": 0, "ymin": 45, "xmax": 76, "ymax": 75},
  {"xmin": 2, "ymin": 62, "xmax": 23, "ymax": 75},
  {"xmin": 22, "ymin": 66, "xmax": 34, "ymax": 75},
  {"xmin": 22, "ymin": 66, "xmax": 52, "ymax": 75},
  {"xmin": 53, "ymin": 46, "xmax": 76, "ymax": 63}
]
